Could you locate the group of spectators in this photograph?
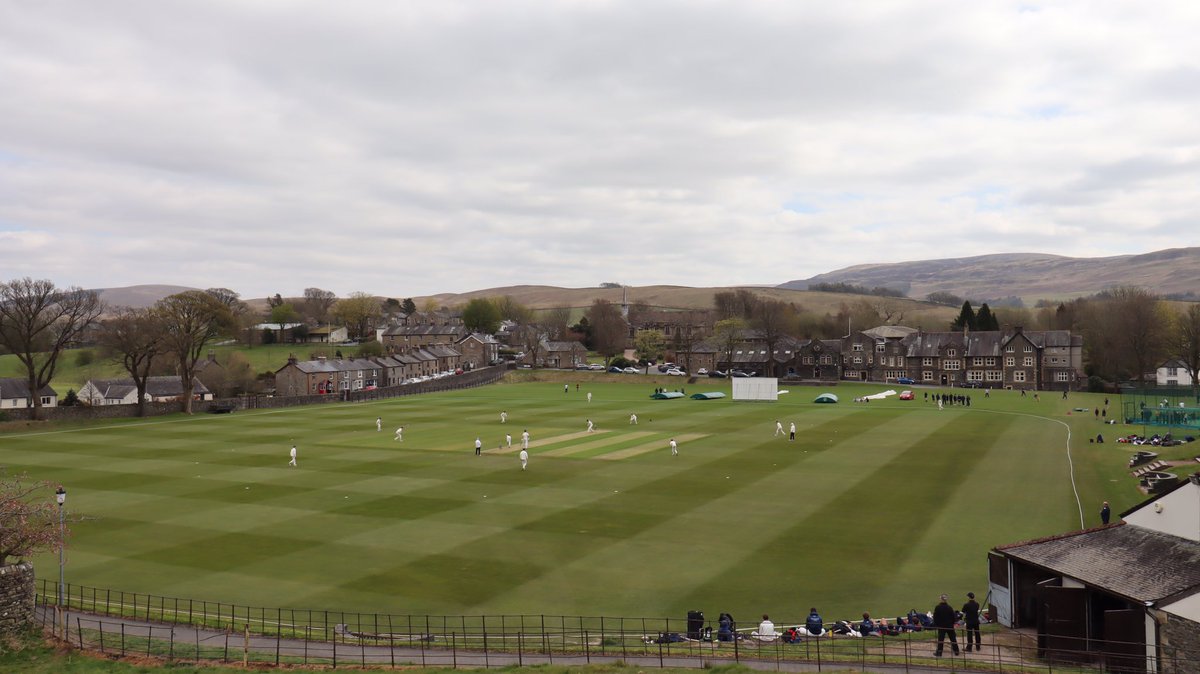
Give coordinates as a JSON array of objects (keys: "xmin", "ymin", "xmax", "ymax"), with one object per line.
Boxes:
[
  {"xmin": 1117, "ymin": 432, "xmax": 1193, "ymax": 446},
  {"xmin": 926, "ymin": 392, "xmax": 972, "ymax": 407},
  {"xmin": 745, "ymin": 593, "xmax": 985, "ymax": 655}
]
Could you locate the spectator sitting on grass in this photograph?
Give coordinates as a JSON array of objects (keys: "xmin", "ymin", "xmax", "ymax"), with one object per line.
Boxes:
[
  {"xmin": 754, "ymin": 614, "xmax": 778, "ymax": 640},
  {"xmin": 804, "ymin": 607, "xmax": 825, "ymax": 636},
  {"xmin": 859, "ymin": 612, "xmax": 879, "ymax": 636}
]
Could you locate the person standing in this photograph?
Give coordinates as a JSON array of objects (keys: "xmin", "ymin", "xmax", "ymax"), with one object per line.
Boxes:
[
  {"xmin": 587, "ymin": 392, "xmax": 592, "ymax": 403},
  {"xmin": 586, "ymin": 419, "xmax": 594, "ymax": 433},
  {"xmin": 774, "ymin": 420, "xmax": 784, "ymax": 437},
  {"xmin": 629, "ymin": 413, "xmax": 638, "ymax": 425},
  {"xmin": 669, "ymin": 438, "xmax": 678, "ymax": 456},
  {"xmin": 519, "ymin": 448, "xmax": 529, "ymax": 471},
  {"xmin": 394, "ymin": 426, "xmax": 403, "ymax": 441},
  {"xmin": 1101, "ymin": 501, "xmax": 1111, "ymax": 525},
  {"xmin": 288, "ymin": 444, "xmax": 298, "ymax": 467},
  {"xmin": 521, "ymin": 429, "xmax": 530, "ymax": 449},
  {"xmin": 376, "ymin": 417, "xmax": 382, "ymax": 432},
  {"xmin": 564, "ymin": 384, "xmax": 569, "ymax": 394},
  {"xmin": 500, "ymin": 410, "xmax": 507, "ymax": 424},
  {"xmin": 789, "ymin": 422, "xmax": 796, "ymax": 441},
  {"xmin": 474, "ymin": 437, "xmax": 482, "ymax": 456},
  {"xmin": 506, "ymin": 433, "xmax": 512, "ymax": 448},
  {"xmin": 933, "ymin": 594, "xmax": 960, "ymax": 657},
  {"xmin": 962, "ymin": 592, "xmax": 982, "ymax": 652}
]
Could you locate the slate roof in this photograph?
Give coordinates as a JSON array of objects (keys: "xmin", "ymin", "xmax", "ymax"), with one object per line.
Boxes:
[
  {"xmin": 544, "ymin": 340, "xmax": 585, "ymax": 353},
  {"xmin": 863, "ymin": 325, "xmax": 918, "ymax": 340},
  {"xmin": 0, "ymin": 378, "xmax": 59, "ymax": 399},
  {"xmin": 383, "ymin": 325, "xmax": 466, "ymax": 338},
  {"xmin": 996, "ymin": 523, "xmax": 1200, "ymax": 605},
  {"xmin": 85, "ymin": 377, "xmax": 209, "ymax": 397}
]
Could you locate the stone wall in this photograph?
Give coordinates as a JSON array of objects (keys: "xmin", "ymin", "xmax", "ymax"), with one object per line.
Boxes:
[
  {"xmin": 1162, "ymin": 613, "xmax": 1200, "ymax": 674},
  {"xmin": 0, "ymin": 562, "xmax": 35, "ymax": 635}
]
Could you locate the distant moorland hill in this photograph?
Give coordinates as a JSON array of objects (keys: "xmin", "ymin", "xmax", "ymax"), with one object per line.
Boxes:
[
  {"xmin": 779, "ymin": 247, "xmax": 1200, "ymax": 302},
  {"xmin": 93, "ymin": 284, "xmax": 198, "ymax": 309}
]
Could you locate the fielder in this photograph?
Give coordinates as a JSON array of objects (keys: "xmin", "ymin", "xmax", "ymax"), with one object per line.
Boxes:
[
  {"xmin": 775, "ymin": 420, "xmax": 784, "ymax": 437},
  {"xmin": 630, "ymin": 413, "xmax": 638, "ymax": 425},
  {"xmin": 586, "ymin": 419, "xmax": 594, "ymax": 433},
  {"xmin": 500, "ymin": 411, "xmax": 507, "ymax": 424},
  {"xmin": 789, "ymin": 422, "xmax": 796, "ymax": 441},
  {"xmin": 669, "ymin": 438, "xmax": 678, "ymax": 456},
  {"xmin": 564, "ymin": 384, "xmax": 569, "ymax": 393},
  {"xmin": 506, "ymin": 433, "xmax": 512, "ymax": 447},
  {"xmin": 394, "ymin": 426, "xmax": 403, "ymax": 441},
  {"xmin": 376, "ymin": 417, "xmax": 382, "ymax": 432},
  {"xmin": 522, "ymin": 429, "xmax": 530, "ymax": 449},
  {"xmin": 587, "ymin": 392, "xmax": 592, "ymax": 403},
  {"xmin": 475, "ymin": 437, "xmax": 482, "ymax": 455},
  {"xmin": 519, "ymin": 448, "xmax": 529, "ymax": 471},
  {"xmin": 289, "ymin": 444, "xmax": 298, "ymax": 467}
]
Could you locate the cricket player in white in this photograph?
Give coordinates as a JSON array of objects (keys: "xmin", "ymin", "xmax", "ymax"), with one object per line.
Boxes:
[
  {"xmin": 586, "ymin": 419, "xmax": 594, "ymax": 433},
  {"xmin": 629, "ymin": 413, "xmax": 638, "ymax": 425},
  {"xmin": 500, "ymin": 411, "xmax": 507, "ymax": 424},
  {"xmin": 521, "ymin": 430, "xmax": 530, "ymax": 449},
  {"xmin": 376, "ymin": 417, "xmax": 382, "ymax": 431},
  {"xmin": 519, "ymin": 448, "xmax": 529, "ymax": 470},
  {"xmin": 789, "ymin": 422, "xmax": 796, "ymax": 441},
  {"xmin": 394, "ymin": 426, "xmax": 403, "ymax": 441},
  {"xmin": 669, "ymin": 438, "xmax": 678, "ymax": 456},
  {"xmin": 587, "ymin": 392, "xmax": 592, "ymax": 403},
  {"xmin": 289, "ymin": 444, "xmax": 298, "ymax": 466},
  {"xmin": 506, "ymin": 433, "xmax": 512, "ymax": 447},
  {"xmin": 475, "ymin": 437, "xmax": 482, "ymax": 455},
  {"xmin": 775, "ymin": 420, "xmax": 784, "ymax": 437}
]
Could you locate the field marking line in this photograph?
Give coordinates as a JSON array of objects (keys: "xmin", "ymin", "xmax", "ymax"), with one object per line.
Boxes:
[
  {"xmin": 481, "ymin": 430, "xmax": 609, "ymax": 454},
  {"xmin": 596, "ymin": 433, "xmax": 707, "ymax": 460},
  {"xmin": 923, "ymin": 407, "xmax": 1085, "ymax": 530},
  {"xmin": 539, "ymin": 431, "xmax": 658, "ymax": 457}
]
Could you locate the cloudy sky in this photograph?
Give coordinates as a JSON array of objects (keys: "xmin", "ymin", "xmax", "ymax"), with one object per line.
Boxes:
[{"xmin": 2, "ymin": 1, "xmax": 1198, "ymax": 298}]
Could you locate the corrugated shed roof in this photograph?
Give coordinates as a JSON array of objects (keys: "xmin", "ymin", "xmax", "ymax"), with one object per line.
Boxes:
[{"xmin": 997, "ymin": 524, "xmax": 1200, "ymax": 604}]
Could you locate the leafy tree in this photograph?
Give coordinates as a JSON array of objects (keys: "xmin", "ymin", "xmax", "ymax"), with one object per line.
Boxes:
[
  {"xmin": 333, "ymin": 292, "xmax": 382, "ymax": 340},
  {"xmin": 205, "ymin": 288, "xmax": 253, "ymax": 347},
  {"xmin": 61, "ymin": 389, "xmax": 80, "ymax": 407},
  {"xmin": 357, "ymin": 341, "xmax": 384, "ymax": 357},
  {"xmin": 401, "ymin": 298, "xmax": 418, "ymax": 316},
  {"xmin": 975, "ymin": 303, "xmax": 1000, "ymax": 331},
  {"xmin": 926, "ymin": 291, "xmax": 963, "ymax": 306},
  {"xmin": 463, "ymin": 298, "xmax": 502, "ymax": 334},
  {"xmin": 382, "ymin": 298, "xmax": 402, "ymax": 313},
  {"xmin": 599, "ymin": 282, "xmax": 623, "ymax": 289},
  {"xmin": 303, "ymin": 288, "xmax": 338, "ymax": 324},
  {"xmin": 222, "ymin": 352, "xmax": 257, "ymax": 396},
  {"xmin": 0, "ymin": 473, "xmax": 69, "ymax": 566},
  {"xmin": 74, "ymin": 349, "xmax": 95, "ymax": 367},
  {"xmin": 156, "ymin": 291, "xmax": 234, "ymax": 414},
  {"xmin": 96, "ymin": 307, "xmax": 167, "ymax": 417},
  {"xmin": 951, "ymin": 301, "xmax": 977, "ymax": 331},
  {"xmin": 634, "ymin": 329, "xmax": 666, "ymax": 362},
  {"xmin": 269, "ymin": 303, "xmax": 301, "ymax": 325},
  {"xmin": 586, "ymin": 299, "xmax": 627, "ymax": 365},
  {"xmin": 543, "ymin": 307, "xmax": 573, "ymax": 341},
  {"xmin": 0, "ymin": 278, "xmax": 102, "ymax": 420}
]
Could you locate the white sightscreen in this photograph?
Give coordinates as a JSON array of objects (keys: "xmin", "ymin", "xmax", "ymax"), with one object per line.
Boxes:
[{"xmin": 732, "ymin": 377, "xmax": 778, "ymax": 401}]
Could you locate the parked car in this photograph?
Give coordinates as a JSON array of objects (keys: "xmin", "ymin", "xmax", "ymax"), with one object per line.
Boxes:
[
  {"xmin": 622, "ymin": 367, "xmax": 639, "ymax": 374},
  {"xmin": 899, "ymin": 390, "xmax": 914, "ymax": 400},
  {"xmin": 895, "ymin": 376, "xmax": 915, "ymax": 385},
  {"xmin": 666, "ymin": 368, "xmax": 686, "ymax": 376},
  {"xmin": 608, "ymin": 366, "xmax": 623, "ymax": 373},
  {"xmin": 696, "ymin": 368, "xmax": 708, "ymax": 375},
  {"xmin": 730, "ymin": 370, "xmax": 750, "ymax": 378},
  {"xmin": 708, "ymin": 370, "xmax": 727, "ymax": 378},
  {"xmin": 576, "ymin": 363, "xmax": 591, "ymax": 370},
  {"xmin": 589, "ymin": 363, "xmax": 605, "ymax": 371}
]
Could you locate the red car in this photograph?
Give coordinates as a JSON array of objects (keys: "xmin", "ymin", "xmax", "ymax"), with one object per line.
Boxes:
[{"xmin": 899, "ymin": 390, "xmax": 914, "ymax": 400}]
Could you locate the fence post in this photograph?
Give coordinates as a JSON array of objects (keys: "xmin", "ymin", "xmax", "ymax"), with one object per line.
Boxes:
[
  {"xmin": 276, "ymin": 623, "xmax": 281, "ymax": 665},
  {"xmin": 243, "ymin": 624, "xmax": 249, "ymax": 666},
  {"xmin": 196, "ymin": 627, "xmax": 200, "ymax": 663},
  {"xmin": 585, "ymin": 629, "xmax": 590, "ymax": 664},
  {"xmin": 169, "ymin": 626, "xmax": 175, "ymax": 661},
  {"xmin": 452, "ymin": 631, "xmax": 457, "ymax": 669},
  {"xmin": 518, "ymin": 631, "xmax": 523, "ymax": 666},
  {"xmin": 733, "ymin": 630, "xmax": 739, "ymax": 662},
  {"xmin": 121, "ymin": 622, "xmax": 126, "ymax": 658},
  {"xmin": 98, "ymin": 619, "xmax": 105, "ymax": 654},
  {"xmin": 75, "ymin": 617, "xmax": 82, "ymax": 649}
]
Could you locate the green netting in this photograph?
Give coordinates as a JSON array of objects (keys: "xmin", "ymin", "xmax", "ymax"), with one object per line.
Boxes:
[{"xmin": 1121, "ymin": 388, "xmax": 1200, "ymax": 429}]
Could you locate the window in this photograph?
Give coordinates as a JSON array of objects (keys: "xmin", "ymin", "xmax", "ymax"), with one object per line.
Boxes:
[
  {"xmin": 1055, "ymin": 372, "xmax": 1071, "ymax": 382},
  {"xmin": 1024, "ymin": 345, "xmax": 1033, "ymax": 353},
  {"xmin": 876, "ymin": 343, "xmax": 885, "ymax": 353},
  {"xmin": 923, "ymin": 357, "xmax": 934, "ymax": 366},
  {"xmin": 40, "ymin": 396, "xmax": 53, "ymax": 405},
  {"xmin": 1168, "ymin": 367, "xmax": 1178, "ymax": 376},
  {"xmin": 1023, "ymin": 357, "xmax": 1034, "ymax": 367},
  {"xmin": 1005, "ymin": 345, "xmax": 1014, "ymax": 353},
  {"xmin": 802, "ymin": 356, "xmax": 813, "ymax": 364},
  {"xmin": 986, "ymin": 357, "xmax": 996, "ymax": 366},
  {"xmin": 947, "ymin": 349, "xmax": 956, "ymax": 357},
  {"xmin": 820, "ymin": 355, "xmax": 833, "ymax": 365},
  {"xmin": 973, "ymin": 357, "xmax": 983, "ymax": 366},
  {"xmin": 944, "ymin": 360, "xmax": 961, "ymax": 370},
  {"xmin": 853, "ymin": 343, "xmax": 864, "ymax": 352},
  {"xmin": 1005, "ymin": 356, "xmax": 1015, "ymax": 367},
  {"xmin": 853, "ymin": 356, "xmax": 862, "ymax": 364},
  {"xmin": 1013, "ymin": 371, "xmax": 1026, "ymax": 382},
  {"xmin": 922, "ymin": 371, "xmax": 934, "ymax": 381},
  {"xmin": 986, "ymin": 371, "xmax": 1003, "ymax": 381},
  {"xmin": 967, "ymin": 371, "xmax": 984, "ymax": 381}
]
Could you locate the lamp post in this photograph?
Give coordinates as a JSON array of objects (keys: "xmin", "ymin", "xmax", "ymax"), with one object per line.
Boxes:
[{"xmin": 55, "ymin": 486, "xmax": 66, "ymax": 609}]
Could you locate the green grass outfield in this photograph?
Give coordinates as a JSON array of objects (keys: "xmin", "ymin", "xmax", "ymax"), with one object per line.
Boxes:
[{"xmin": 0, "ymin": 378, "xmax": 1159, "ymax": 623}]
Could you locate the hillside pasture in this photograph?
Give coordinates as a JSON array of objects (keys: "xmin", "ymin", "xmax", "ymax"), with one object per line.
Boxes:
[{"xmin": 0, "ymin": 379, "xmax": 1136, "ymax": 624}]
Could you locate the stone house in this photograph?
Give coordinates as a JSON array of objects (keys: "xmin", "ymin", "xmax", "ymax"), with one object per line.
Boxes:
[
  {"xmin": 78, "ymin": 376, "xmax": 212, "ymax": 405},
  {"xmin": 455, "ymin": 332, "xmax": 500, "ymax": 369},
  {"xmin": 380, "ymin": 324, "xmax": 467, "ymax": 350}
]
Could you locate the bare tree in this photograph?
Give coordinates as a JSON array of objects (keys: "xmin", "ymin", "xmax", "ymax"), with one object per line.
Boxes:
[
  {"xmin": 303, "ymin": 287, "xmax": 338, "ymax": 324},
  {"xmin": 1173, "ymin": 303, "xmax": 1200, "ymax": 396},
  {"xmin": 0, "ymin": 278, "xmax": 101, "ymax": 420},
  {"xmin": 713, "ymin": 289, "xmax": 760, "ymax": 320},
  {"xmin": 516, "ymin": 324, "xmax": 545, "ymax": 366},
  {"xmin": 712, "ymin": 318, "xmax": 747, "ymax": 373},
  {"xmin": 543, "ymin": 307, "xmax": 573, "ymax": 341},
  {"xmin": 872, "ymin": 297, "xmax": 905, "ymax": 325},
  {"xmin": 586, "ymin": 299, "xmax": 627, "ymax": 365},
  {"xmin": 96, "ymin": 308, "xmax": 166, "ymax": 417},
  {"xmin": 752, "ymin": 299, "xmax": 796, "ymax": 377},
  {"xmin": 492, "ymin": 296, "xmax": 533, "ymax": 324},
  {"xmin": 0, "ymin": 473, "xmax": 69, "ymax": 566},
  {"xmin": 156, "ymin": 291, "xmax": 233, "ymax": 414}
]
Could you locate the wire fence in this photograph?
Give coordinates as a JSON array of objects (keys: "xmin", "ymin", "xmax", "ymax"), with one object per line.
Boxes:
[{"xmin": 35, "ymin": 581, "xmax": 1194, "ymax": 673}]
